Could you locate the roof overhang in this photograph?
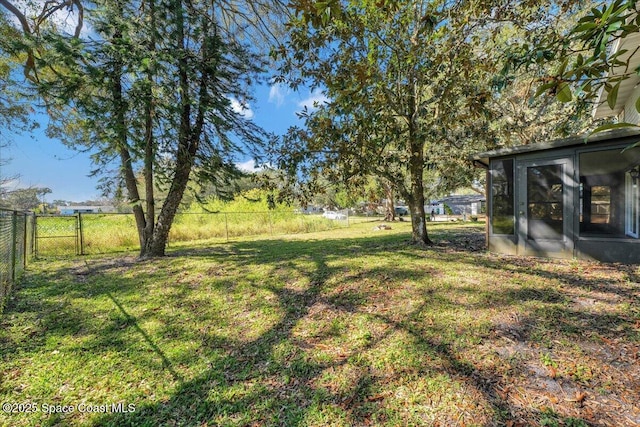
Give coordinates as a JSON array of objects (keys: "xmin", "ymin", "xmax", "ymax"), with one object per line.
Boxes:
[
  {"xmin": 592, "ymin": 27, "xmax": 640, "ymax": 119},
  {"xmin": 471, "ymin": 127, "xmax": 640, "ymax": 165}
]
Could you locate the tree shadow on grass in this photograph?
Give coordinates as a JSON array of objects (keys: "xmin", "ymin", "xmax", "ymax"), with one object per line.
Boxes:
[
  {"xmin": 3, "ymin": 226, "xmax": 639, "ymax": 426},
  {"xmin": 86, "ymin": 234, "xmax": 517, "ymax": 426}
]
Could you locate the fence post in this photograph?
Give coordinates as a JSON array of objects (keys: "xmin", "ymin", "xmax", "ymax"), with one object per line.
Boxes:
[
  {"xmin": 224, "ymin": 213, "xmax": 229, "ymax": 242},
  {"xmin": 33, "ymin": 214, "xmax": 38, "ymax": 258},
  {"xmin": 31, "ymin": 214, "xmax": 36, "ymax": 259},
  {"xmin": 78, "ymin": 213, "xmax": 84, "ymax": 256},
  {"xmin": 22, "ymin": 212, "xmax": 27, "ymax": 269},
  {"xmin": 10, "ymin": 210, "xmax": 17, "ymax": 283}
]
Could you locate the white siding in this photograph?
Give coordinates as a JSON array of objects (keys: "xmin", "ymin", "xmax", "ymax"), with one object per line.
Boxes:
[{"xmin": 623, "ymin": 84, "xmax": 640, "ymax": 125}]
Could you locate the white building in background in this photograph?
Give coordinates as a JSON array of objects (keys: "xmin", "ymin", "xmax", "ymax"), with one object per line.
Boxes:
[
  {"xmin": 294, "ymin": 205, "xmax": 323, "ymax": 214},
  {"xmin": 57, "ymin": 205, "xmax": 116, "ymax": 215},
  {"xmin": 428, "ymin": 195, "xmax": 486, "ymax": 216},
  {"xmin": 426, "ymin": 201, "xmax": 445, "ymax": 215}
]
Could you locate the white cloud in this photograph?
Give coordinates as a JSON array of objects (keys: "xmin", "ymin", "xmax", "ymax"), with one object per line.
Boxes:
[
  {"xmin": 297, "ymin": 89, "xmax": 329, "ymax": 113},
  {"xmin": 268, "ymin": 83, "xmax": 287, "ymax": 107},
  {"xmin": 236, "ymin": 159, "xmax": 262, "ymax": 173},
  {"xmin": 229, "ymin": 98, "xmax": 254, "ymax": 119}
]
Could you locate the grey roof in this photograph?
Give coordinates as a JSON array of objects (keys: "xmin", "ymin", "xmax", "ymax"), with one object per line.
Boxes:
[
  {"xmin": 438, "ymin": 195, "xmax": 485, "ymax": 203},
  {"xmin": 472, "ymin": 128, "xmax": 640, "ymax": 165}
]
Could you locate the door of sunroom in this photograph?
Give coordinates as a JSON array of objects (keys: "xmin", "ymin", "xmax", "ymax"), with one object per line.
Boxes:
[{"xmin": 517, "ymin": 158, "xmax": 574, "ymax": 257}]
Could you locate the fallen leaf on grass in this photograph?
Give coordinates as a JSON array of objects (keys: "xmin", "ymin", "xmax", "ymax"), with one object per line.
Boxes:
[
  {"xmin": 366, "ymin": 393, "xmax": 386, "ymax": 402},
  {"xmin": 599, "ymin": 335, "xmax": 617, "ymax": 346},
  {"xmin": 566, "ymin": 391, "xmax": 587, "ymax": 404},
  {"xmin": 496, "ymin": 385, "xmax": 511, "ymax": 400}
]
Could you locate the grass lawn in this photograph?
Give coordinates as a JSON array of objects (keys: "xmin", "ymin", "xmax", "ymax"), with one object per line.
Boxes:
[{"xmin": 1, "ymin": 221, "xmax": 639, "ymax": 426}]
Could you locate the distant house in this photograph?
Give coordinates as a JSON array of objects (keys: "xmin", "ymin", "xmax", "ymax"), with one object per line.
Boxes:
[
  {"xmin": 426, "ymin": 201, "xmax": 445, "ymax": 215},
  {"xmin": 436, "ymin": 195, "xmax": 485, "ymax": 216},
  {"xmin": 472, "ymin": 29, "xmax": 640, "ymax": 263},
  {"xmin": 58, "ymin": 206, "xmax": 116, "ymax": 215},
  {"xmin": 294, "ymin": 205, "xmax": 323, "ymax": 214}
]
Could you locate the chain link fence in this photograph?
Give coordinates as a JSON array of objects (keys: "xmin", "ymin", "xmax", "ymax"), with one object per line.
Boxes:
[
  {"xmin": 0, "ymin": 208, "xmax": 354, "ymax": 310},
  {"xmin": 34, "ymin": 210, "xmax": 352, "ymax": 257},
  {"xmin": 0, "ymin": 209, "xmax": 34, "ymax": 314}
]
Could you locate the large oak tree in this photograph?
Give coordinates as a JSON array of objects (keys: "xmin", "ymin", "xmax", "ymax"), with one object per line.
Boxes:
[
  {"xmin": 271, "ymin": 0, "xmax": 593, "ymax": 246},
  {"xmin": 272, "ymin": 0, "xmax": 511, "ymax": 245}
]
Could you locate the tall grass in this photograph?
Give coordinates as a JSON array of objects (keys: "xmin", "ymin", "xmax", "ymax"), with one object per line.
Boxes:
[
  {"xmin": 170, "ymin": 210, "xmax": 351, "ymax": 242},
  {"xmin": 34, "ymin": 211, "xmax": 350, "ymax": 256},
  {"xmin": 82, "ymin": 214, "xmax": 139, "ymax": 254},
  {"xmin": 35, "ymin": 191, "xmax": 361, "ymax": 256},
  {"xmin": 169, "ymin": 211, "xmax": 347, "ymax": 242}
]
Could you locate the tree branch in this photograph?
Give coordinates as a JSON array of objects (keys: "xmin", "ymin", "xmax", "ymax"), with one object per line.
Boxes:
[{"xmin": 0, "ymin": 0, "xmax": 30, "ymax": 34}]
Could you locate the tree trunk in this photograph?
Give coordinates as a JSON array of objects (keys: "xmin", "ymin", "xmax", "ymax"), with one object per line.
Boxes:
[
  {"xmin": 407, "ymin": 157, "xmax": 431, "ymax": 245},
  {"xmin": 141, "ymin": 0, "xmax": 157, "ymax": 256},
  {"xmin": 382, "ymin": 180, "xmax": 395, "ymax": 221},
  {"xmin": 398, "ymin": 154, "xmax": 432, "ymax": 245},
  {"xmin": 145, "ymin": 144, "xmax": 196, "ymax": 257},
  {"xmin": 141, "ymin": 0, "xmax": 209, "ymax": 258},
  {"xmin": 406, "ymin": 85, "xmax": 431, "ymax": 245},
  {"xmin": 407, "ymin": 196, "xmax": 430, "ymax": 245}
]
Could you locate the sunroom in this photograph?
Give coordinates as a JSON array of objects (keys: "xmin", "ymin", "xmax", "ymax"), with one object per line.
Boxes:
[{"xmin": 472, "ymin": 128, "xmax": 640, "ymax": 263}]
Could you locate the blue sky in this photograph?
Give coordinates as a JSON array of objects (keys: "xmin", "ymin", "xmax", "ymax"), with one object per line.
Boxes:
[{"xmin": 0, "ymin": 83, "xmax": 328, "ymax": 203}]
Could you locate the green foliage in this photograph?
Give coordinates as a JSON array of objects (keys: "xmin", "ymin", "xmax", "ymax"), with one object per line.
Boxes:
[
  {"xmin": 196, "ymin": 188, "xmax": 292, "ymax": 213},
  {"xmin": 2, "ymin": 0, "xmax": 281, "ymax": 256},
  {"xmin": 506, "ymin": 0, "xmax": 640, "ymax": 125},
  {"xmin": 272, "ymin": 0, "xmax": 595, "ymax": 243},
  {"xmin": 540, "ymin": 352, "xmax": 558, "ymax": 368},
  {"xmin": 273, "ymin": 0, "xmax": 515, "ymax": 243},
  {"xmin": 540, "ymin": 407, "xmax": 589, "ymax": 427},
  {"xmin": 0, "ymin": 187, "xmax": 51, "ymax": 211},
  {"xmin": 0, "ymin": 15, "xmax": 34, "ymax": 133},
  {"xmin": 0, "ymin": 13, "xmax": 38, "ymax": 189}
]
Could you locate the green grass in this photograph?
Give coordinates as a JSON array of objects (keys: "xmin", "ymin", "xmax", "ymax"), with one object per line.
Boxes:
[{"xmin": 1, "ymin": 221, "xmax": 639, "ymax": 426}]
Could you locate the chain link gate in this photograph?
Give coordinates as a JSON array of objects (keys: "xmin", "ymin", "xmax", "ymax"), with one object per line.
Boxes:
[{"xmin": 34, "ymin": 215, "xmax": 80, "ymax": 257}]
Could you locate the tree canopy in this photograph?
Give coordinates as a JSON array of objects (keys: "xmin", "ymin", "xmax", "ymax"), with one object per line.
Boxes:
[
  {"xmin": 0, "ymin": 0, "xmax": 610, "ymax": 252},
  {"xmin": 0, "ymin": 187, "xmax": 51, "ymax": 211},
  {"xmin": 270, "ymin": 0, "xmax": 590, "ymax": 245},
  {"xmin": 0, "ymin": 0, "xmax": 287, "ymax": 257},
  {"xmin": 505, "ymin": 0, "xmax": 640, "ymax": 129}
]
